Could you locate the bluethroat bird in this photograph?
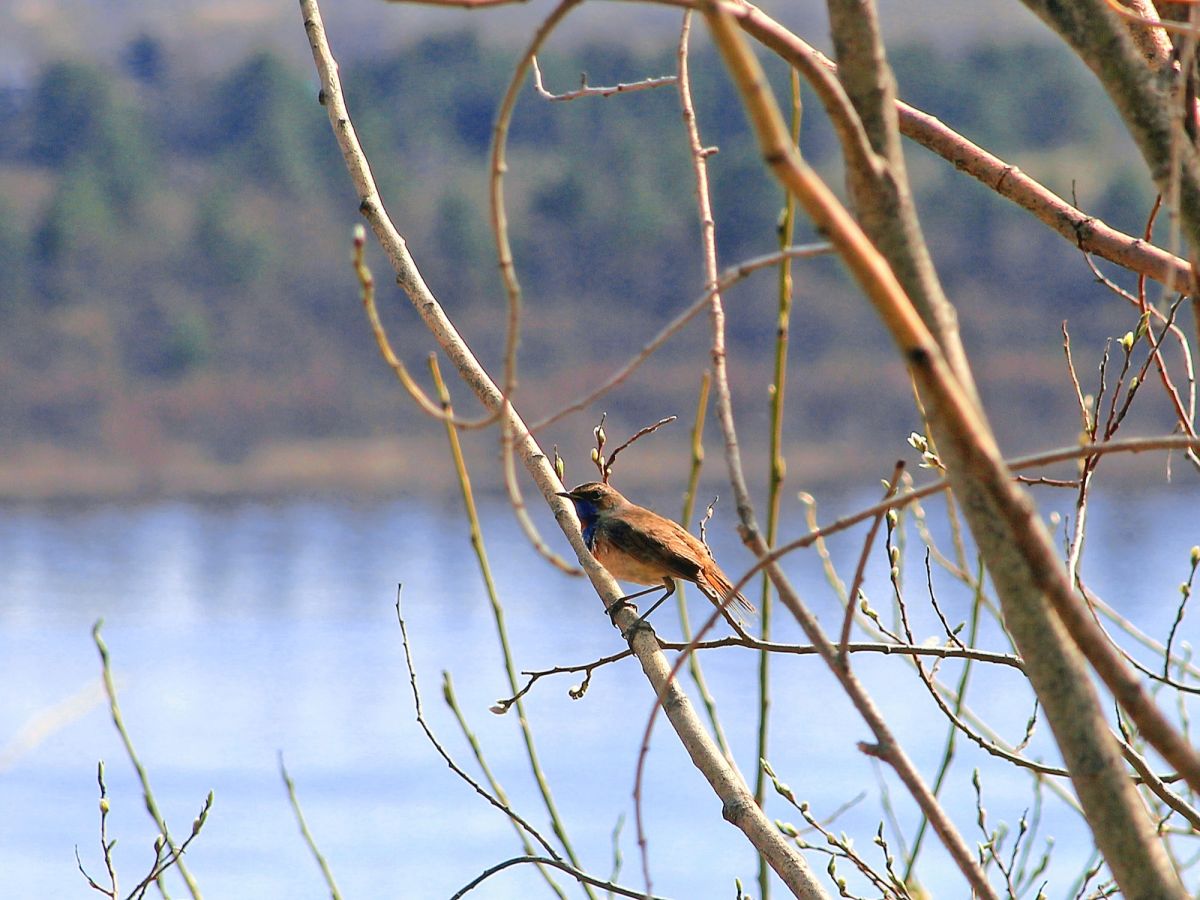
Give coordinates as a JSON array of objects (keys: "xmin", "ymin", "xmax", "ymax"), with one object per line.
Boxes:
[{"xmin": 558, "ymin": 482, "xmax": 754, "ymax": 630}]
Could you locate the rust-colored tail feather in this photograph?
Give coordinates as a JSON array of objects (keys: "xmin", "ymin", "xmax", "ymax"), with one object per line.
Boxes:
[{"xmin": 701, "ymin": 562, "xmax": 756, "ymax": 616}]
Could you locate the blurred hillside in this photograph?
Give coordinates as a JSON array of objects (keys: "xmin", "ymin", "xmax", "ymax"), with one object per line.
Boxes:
[
  {"xmin": 0, "ymin": 20, "xmax": 1182, "ymax": 499},
  {"xmin": 0, "ymin": 1, "xmax": 1054, "ymax": 75}
]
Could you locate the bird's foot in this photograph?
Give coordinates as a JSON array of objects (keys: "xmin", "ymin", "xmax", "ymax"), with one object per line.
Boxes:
[{"xmin": 603, "ymin": 597, "xmax": 636, "ymax": 619}]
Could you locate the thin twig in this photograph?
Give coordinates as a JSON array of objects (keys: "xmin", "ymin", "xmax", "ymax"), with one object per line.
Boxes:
[
  {"xmin": 756, "ymin": 436, "xmax": 1200, "ymax": 591},
  {"xmin": 353, "ymin": 225, "xmax": 494, "ymax": 428},
  {"xmin": 1081, "ymin": 234, "xmax": 1198, "ymax": 449},
  {"xmin": 837, "ymin": 462, "xmax": 904, "ymax": 663},
  {"xmin": 279, "ymin": 755, "xmax": 344, "ymax": 900},
  {"xmin": 442, "ymin": 674, "xmax": 569, "ymax": 899},
  {"xmin": 77, "ymin": 762, "xmax": 118, "ymax": 899},
  {"xmin": 493, "ymin": 636, "xmax": 1026, "ymax": 711},
  {"xmin": 531, "ymin": 55, "xmax": 677, "ymax": 100},
  {"xmin": 122, "ymin": 795, "xmax": 212, "ymax": 900},
  {"xmin": 672, "ymin": 371, "xmax": 734, "ymax": 762},
  {"xmin": 529, "ymin": 242, "xmax": 833, "ymax": 431},
  {"xmin": 91, "ymin": 621, "xmax": 203, "ymax": 900},
  {"xmin": 430, "ymin": 356, "xmax": 579, "ymax": 898},
  {"xmin": 1165, "ymin": 549, "xmax": 1200, "ymax": 679},
  {"xmin": 603, "ymin": 416, "xmax": 677, "ymax": 482},
  {"xmin": 489, "ymin": 0, "xmax": 588, "ymax": 577},
  {"xmin": 757, "ymin": 60, "xmax": 801, "ymax": 900},
  {"xmin": 393, "ymin": 589, "xmax": 564, "ymax": 861},
  {"xmin": 904, "ymin": 569, "xmax": 984, "ymax": 882},
  {"xmin": 449, "ymin": 856, "xmax": 670, "ymax": 900}
]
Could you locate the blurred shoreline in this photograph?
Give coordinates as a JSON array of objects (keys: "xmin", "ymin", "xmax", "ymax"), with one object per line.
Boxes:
[{"xmin": 1, "ymin": 434, "xmax": 1181, "ymax": 503}]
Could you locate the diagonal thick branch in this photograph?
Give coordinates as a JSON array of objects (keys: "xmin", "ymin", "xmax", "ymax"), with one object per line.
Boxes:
[
  {"xmin": 700, "ymin": 0, "xmax": 1193, "ymax": 895},
  {"xmin": 299, "ymin": 2, "xmax": 827, "ymax": 896}
]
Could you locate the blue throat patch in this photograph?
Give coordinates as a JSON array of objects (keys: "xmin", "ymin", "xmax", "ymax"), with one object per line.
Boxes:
[{"xmin": 571, "ymin": 499, "xmax": 600, "ymax": 549}]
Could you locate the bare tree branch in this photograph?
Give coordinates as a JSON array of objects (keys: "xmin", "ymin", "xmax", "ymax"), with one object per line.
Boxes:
[{"xmin": 300, "ymin": 3, "xmax": 828, "ymax": 894}]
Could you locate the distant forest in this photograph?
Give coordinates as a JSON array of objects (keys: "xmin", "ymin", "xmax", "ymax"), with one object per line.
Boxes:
[{"xmin": 0, "ymin": 31, "xmax": 1173, "ymax": 496}]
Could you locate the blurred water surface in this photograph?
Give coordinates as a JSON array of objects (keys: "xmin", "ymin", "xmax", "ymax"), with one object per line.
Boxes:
[{"xmin": 1, "ymin": 487, "xmax": 1197, "ymax": 898}]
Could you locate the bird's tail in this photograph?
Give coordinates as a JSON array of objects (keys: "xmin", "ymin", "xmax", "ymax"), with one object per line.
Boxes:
[{"xmin": 700, "ymin": 563, "xmax": 756, "ymax": 617}]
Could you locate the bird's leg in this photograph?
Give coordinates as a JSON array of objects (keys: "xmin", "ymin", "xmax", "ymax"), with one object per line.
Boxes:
[
  {"xmin": 602, "ymin": 584, "xmax": 660, "ymax": 618},
  {"xmin": 619, "ymin": 580, "xmax": 676, "ymax": 639}
]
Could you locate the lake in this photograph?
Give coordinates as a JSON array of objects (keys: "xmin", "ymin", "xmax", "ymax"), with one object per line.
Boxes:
[{"xmin": 1, "ymin": 486, "xmax": 1197, "ymax": 898}]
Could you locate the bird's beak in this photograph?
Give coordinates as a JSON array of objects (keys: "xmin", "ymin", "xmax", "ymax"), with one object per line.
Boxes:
[{"xmin": 556, "ymin": 491, "xmax": 573, "ymax": 499}]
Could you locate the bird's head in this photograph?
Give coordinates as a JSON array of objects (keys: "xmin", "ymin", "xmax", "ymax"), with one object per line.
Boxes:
[{"xmin": 556, "ymin": 481, "xmax": 627, "ymax": 519}]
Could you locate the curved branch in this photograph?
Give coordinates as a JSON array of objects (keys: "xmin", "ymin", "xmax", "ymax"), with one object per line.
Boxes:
[
  {"xmin": 1020, "ymin": 0, "xmax": 1200, "ymax": 257},
  {"xmin": 724, "ymin": 0, "xmax": 1194, "ymax": 292},
  {"xmin": 491, "ymin": 0, "xmax": 588, "ymax": 575},
  {"xmin": 450, "ymin": 855, "xmax": 670, "ymax": 900},
  {"xmin": 354, "ymin": 228, "xmax": 496, "ymax": 427}
]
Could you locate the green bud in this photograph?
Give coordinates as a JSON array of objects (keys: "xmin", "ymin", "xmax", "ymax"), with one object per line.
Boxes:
[
  {"xmin": 1191, "ymin": 546, "xmax": 1199, "ymax": 566},
  {"xmin": 1119, "ymin": 331, "xmax": 1134, "ymax": 352},
  {"xmin": 1134, "ymin": 310, "xmax": 1151, "ymax": 341},
  {"xmin": 99, "ymin": 798, "xmax": 110, "ymax": 814}
]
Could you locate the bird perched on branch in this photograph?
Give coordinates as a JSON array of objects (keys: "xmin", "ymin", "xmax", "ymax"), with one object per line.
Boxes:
[{"xmin": 558, "ymin": 481, "xmax": 754, "ymax": 631}]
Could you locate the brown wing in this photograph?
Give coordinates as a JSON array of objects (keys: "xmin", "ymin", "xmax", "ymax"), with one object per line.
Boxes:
[
  {"xmin": 634, "ymin": 507, "xmax": 755, "ymax": 616},
  {"xmin": 597, "ymin": 508, "xmax": 706, "ymax": 584},
  {"xmin": 601, "ymin": 507, "xmax": 755, "ymax": 616}
]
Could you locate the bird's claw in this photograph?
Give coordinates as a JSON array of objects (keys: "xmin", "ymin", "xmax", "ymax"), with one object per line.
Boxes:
[{"xmin": 604, "ymin": 597, "xmax": 636, "ymax": 619}]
